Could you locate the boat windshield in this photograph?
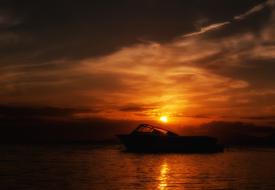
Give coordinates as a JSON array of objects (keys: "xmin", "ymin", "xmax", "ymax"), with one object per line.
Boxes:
[{"xmin": 132, "ymin": 124, "xmax": 178, "ymax": 136}]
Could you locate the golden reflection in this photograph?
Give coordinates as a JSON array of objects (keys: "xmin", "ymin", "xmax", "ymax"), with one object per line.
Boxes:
[{"xmin": 158, "ymin": 162, "xmax": 169, "ymax": 190}]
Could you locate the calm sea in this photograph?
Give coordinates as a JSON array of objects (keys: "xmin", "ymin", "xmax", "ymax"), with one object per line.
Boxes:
[{"xmin": 1, "ymin": 144, "xmax": 275, "ymax": 190}]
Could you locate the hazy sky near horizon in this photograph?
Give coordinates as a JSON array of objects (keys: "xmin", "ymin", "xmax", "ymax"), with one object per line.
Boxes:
[{"xmin": 1, "ymin": 0, "xmax": 275, "ymax": 125}]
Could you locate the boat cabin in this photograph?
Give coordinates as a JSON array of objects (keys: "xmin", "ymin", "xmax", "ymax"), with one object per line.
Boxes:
[{"xmin": 131, "ymin": 124, "xmax": 178, "ymax": 137}]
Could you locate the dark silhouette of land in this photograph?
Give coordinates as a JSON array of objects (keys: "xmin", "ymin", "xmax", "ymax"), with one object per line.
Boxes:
[{"xmin": 1, "ymin": 105, "xmax": 275, "ymax": 147}]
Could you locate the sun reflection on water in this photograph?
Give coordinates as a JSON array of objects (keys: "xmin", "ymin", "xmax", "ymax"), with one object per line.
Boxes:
[{"xmin": 158, "ymin": 161, "xmax": 169, "ymax": 190}]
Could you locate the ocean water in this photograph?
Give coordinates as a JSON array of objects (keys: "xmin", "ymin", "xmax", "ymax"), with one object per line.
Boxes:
[{"xmin": 1, "ymin": 144, "xmax": 275, "ymax": 190}]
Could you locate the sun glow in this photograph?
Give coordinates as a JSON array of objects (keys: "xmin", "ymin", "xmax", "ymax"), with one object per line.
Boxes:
[{"xmin": 160, "ymin": 116, "xmax": 168, "ymax": 123}]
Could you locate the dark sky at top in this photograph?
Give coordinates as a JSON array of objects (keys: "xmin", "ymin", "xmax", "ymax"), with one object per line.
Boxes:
[{"xmin": 0, "ymin": 0, "xmax": 267, "ymax": 62}]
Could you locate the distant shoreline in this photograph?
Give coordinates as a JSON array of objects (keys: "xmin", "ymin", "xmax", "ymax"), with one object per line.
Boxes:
[{"xmin": 1, "ymin": 141, "xmax": 275, "ymax": 149}]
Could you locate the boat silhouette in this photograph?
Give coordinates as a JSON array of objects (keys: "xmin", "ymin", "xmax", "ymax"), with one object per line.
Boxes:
[{"xmin": 117, "ymin": 124, "xmax": 224, "ymax": 153}]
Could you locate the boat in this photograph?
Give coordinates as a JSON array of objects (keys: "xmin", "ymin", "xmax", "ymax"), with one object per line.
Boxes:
[{"xmin": 117, "ymin": 124, "xmax": 224, "ymax": 153}]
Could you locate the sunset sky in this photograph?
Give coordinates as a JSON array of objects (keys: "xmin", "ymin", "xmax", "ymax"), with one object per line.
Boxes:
[{"xmin": 1, "ymin": 0, "xmax": 275, "ymax": 126}]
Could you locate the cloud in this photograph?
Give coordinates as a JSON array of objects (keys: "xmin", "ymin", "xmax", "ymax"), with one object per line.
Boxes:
[
  {"xmin": 183, "ymin": 21, "xmax": 230, "ymax": 37},
  {"xmin": 241, "ymin": 115, "xmax": 275, "ymax": 120},
  {"xmin": 179, "ymin": 0, "xmax": 274, "ymax": 38},
  {"xmin": 234, "ymin": 0, "xmax": 275, "ymax": 20},
  {"xmin": 0, "ymin": 105, "xmax": 93, "ymax": 118},
  {"xmin": 0, "ymin": 1, "xmax": 268, "ymax": 67},
  {"xmin": 0, "ymin": 10, "xmax": 22, "ymax": 28},
  {"xmin": 119, "ymin": 103, "xmax": 158, "ymax": 113}
]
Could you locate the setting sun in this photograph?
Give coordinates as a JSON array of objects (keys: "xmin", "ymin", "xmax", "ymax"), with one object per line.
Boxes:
[{"xmin": 160, "ymin": 116, "xmax": 168, "ymax": 123}]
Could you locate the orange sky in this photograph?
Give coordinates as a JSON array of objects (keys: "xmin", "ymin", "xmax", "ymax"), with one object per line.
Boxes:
[{"xmin": 1, "ymin": 0, "xmax": 275, "ymax": 126}]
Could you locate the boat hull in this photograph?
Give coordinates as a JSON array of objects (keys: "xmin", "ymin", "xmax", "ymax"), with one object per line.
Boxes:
[{"xmin": 117, "ymin": 134, "xmax": 224, "ymax": 153}]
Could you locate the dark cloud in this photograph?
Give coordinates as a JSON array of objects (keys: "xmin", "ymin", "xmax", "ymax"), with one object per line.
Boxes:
[
  {"xmin": 219, "ymin": 58, "xmax": 275, "ymax": 88},
  {"xmin": 172, "ymin": 113, "xmax": 212, "ymax": 119},
  {"xmin": 241, "ymin": 116, "xmax": 275, "ymax": 120},
  {"xmin": 119, "ymin": 103, "xmax": 157, "ymax": 112},
  {"xmin": 0, "ymin": 0, "xmax": 267, "ymax": 65},
  {"xmin": 204, "ymin": 6, "xmax": 272, "ymax": 39},
  {"xmin": 0, "ymin": 105, "xmax": 92, "ymax": 118}
]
